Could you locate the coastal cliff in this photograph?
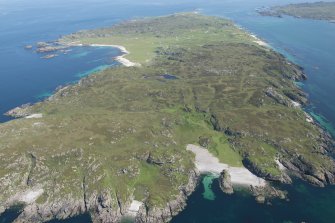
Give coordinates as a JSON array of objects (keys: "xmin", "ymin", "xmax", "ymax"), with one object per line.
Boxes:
[
  {"xmin": 8, "ymin": 170, "xmax": 198, "ymax": 223},
  {"xmin": 135, "ymin": 170, "xmax": 199, "ymax": 223}
]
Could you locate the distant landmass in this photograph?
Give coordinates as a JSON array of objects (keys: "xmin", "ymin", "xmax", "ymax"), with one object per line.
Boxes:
[
  {"xmin": 1, "ymin": 13, "xmax": 334, "ymax": 223},
  {"xmin": 259, "ymin": 1, "xmax": 335, "ymax": 22}
]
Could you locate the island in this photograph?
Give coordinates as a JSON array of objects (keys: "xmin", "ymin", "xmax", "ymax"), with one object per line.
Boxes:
[
  {"xmin": 1, "ymin": 13, "xmax": 334, "ymax": 223},
  {"xmin": 259, "ymin": 1, "xmax": 335, "ymax": 22}
]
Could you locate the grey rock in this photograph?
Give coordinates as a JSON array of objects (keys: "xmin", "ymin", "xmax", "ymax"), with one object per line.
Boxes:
[
  {"xmin": 265, "ymin": 87, "xmax": 290, "ymax": 107},
  {"xmin": 135, "ymin": 169, "xmax": 199, "ymax": 223},
  {"xmin": 255, "ymin": 195, "xmax": 266, "ymax": 204},
  {"xmin": 13, "ymin": 198, "xmax": 86, "ymax": 223},
  {"xmin": 250, "ymin": 185, "xmax": 288, "ymax": 204},
  {"xmin": 243, "ymin": 157, "xmax": 291, "ymax": 184},
  {"xmin": 219, "ymin": 170, "xmax": 234, "ymax": 194},
  {"xmin": 5, "ymin": 103, "xmax": 32, "ymax": 118},
  {"xmin": 198, "ymin": 136, "xmax": 211, "ymax": 148}
]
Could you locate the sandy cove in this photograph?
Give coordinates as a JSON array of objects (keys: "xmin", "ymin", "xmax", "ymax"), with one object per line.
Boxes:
[
  {"xmin": 186, "ymin": 144, "xmax": 266, "ymax": 187},
  {"xmin": 236, "ymin": 26, "xmax": 269, "ymax": 47},
  {"xmin": 66, "ymin": 42, "xmax": 141, "ymax": 67},
  {"xmin": 249, "ymin": 34, "xmax": 269, "ymax": 47}
]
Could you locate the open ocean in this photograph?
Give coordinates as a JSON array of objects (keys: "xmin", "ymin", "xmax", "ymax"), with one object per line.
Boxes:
[{"xmin": 1, "ymin": 0, "xmax": 334, "ymax": 222}]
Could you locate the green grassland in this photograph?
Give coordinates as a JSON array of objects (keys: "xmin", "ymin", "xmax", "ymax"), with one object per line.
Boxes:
[
  {"xmin": 60, "ymin": 14, "xmax": 255, "ymax": 64},
  {"xmin": 1, "ymin": 13, "xmax": 334, "ymax": 220},
  {"xmin": 266, "ymin": 2, "xmax": 335, "ymax": 21}
]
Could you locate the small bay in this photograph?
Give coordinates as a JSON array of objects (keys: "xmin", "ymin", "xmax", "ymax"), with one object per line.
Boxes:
[{"xmin": 0, "ymin": 45, "xmax": 121, "ymax": 122}]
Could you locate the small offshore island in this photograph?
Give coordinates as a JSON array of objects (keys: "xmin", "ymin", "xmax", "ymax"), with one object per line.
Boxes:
[
  {"xmin": 1, "ymin": 13, "xmax": 335, "ymax": 222},
  {"xmin": 259, "ymin": 1, "xmax": 335, "ymax": 22}
]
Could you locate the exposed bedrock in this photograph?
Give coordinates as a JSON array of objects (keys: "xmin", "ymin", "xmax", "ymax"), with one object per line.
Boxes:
[
  {"xmin": 135, "ymin": 170, "xmax": 199, "ymax": 223},
  {"xmin": 8, "ymin": 170, "xmax": 199, "ymax": 223},
  {"xmin": 218, "ymin": 170, "xmax": 234, "ymax": 194},
  {"xmin": 243, "ymin": 157, "xmax": 292, "ymax": 184}
]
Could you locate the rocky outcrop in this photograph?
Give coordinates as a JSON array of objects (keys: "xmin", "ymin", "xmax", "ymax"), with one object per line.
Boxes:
[
  {"xmin": 283, "ymin": 89, "xmax": 308, "ymax": 105},
  {"xmin": 35, "ymin": 42, "xmax": 68, "ymax": 53},
  {"xmin": 88, "ymin": 191, "xmax": 123, "ymax": 223},
  {"xmin": 258, "ymin": 10, "xmax": 282, "ymax": 18},
  {"xmin": 291, "ymin": 64, "xmax": 307, "ymax": 81},
  {"xmin": 265, "ymin": 87, "xmax": 290, "ymax": 107},
  {"xmin": 24, "ymin": 45, "xmax": 33, "ymax": 50},
  {"xmin": 250, "ymin": 185, "xmax": 288, "ymax": 204},
  {"xmin": 218, "ymin": 170, "xmax": 233, "ymax": 194},
  {"xmin": 11, "ymin": 191, "xmax": 123, "ymax": 223},
  {"xmin": 5, "ymin": 103, "xmax": 33, "ymax": 118},
  {"xmin": 41, "ymin": 54, "xmax": 58, "ymax": 59},
  {"xmin": 198, "ymin": 136, "xmax": 211, "ymax": 148},
  {"xmin": 135, "ymin": 169, "xmax": 199, "ymax": 223},
  {"xmin": 276, "ymin": 127, "xmax": 335, "ymax": 187},
  {"xmin": 280, "ymin": 156, "xmax": 335, "ymax": 187},
  {"xmin": 4, "ymin": 169, "xmax": 199, "ymax": 223},
  {"xmin": 243, "ymin": 157, "xmax": 292, "ymax": 184},
  {"xmin": 13, "ymin": 197, "xmax": 86, "ymax": 223},
  {"xmin": 146, "ymin": 153, "xmax": 165, "ymax": 166},
  {"xmin": 265, "ymin": 87, "xmax": 304, "ymax": 108}
]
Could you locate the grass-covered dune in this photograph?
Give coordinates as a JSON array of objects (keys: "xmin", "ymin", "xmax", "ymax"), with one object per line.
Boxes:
[
  {"xmin": 1, "ymin": 13, "xmax": 334, "ymax": 222},
  {"xmin": 259, "ymin": 1, "xmax": 335, "ymax": 21}
]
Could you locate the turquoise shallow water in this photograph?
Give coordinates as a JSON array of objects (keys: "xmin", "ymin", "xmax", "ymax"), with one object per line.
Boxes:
[
  {"xmin": 172, "ymin": 177, "xmax": 335, "ymax": 223},
  {"xmin": 202, "ymin": 174, "xmax": 219, "ymax": 201},
  {"xmin": 1, "ymin": 0, "xmax": 335, "ymax": 222}
]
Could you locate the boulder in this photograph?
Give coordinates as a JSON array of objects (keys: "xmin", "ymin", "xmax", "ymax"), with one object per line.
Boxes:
[{"xmin": 219, "ymin": 170, "xmax": 234, "ymax": 194}]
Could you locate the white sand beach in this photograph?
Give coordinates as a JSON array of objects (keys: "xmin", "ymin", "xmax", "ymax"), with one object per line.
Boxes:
[
  {"xmin": 187, "ymin": 144, "xmax": 266, "ymax": 187},
  {"xmin": 25, "ymin": 113, "xmax": 43, "ymax": 119},
  {"xmin": 126, "ymin": 200, "xmax": 143, "ymax": 216},
  {"xmin": 250, "ymin": 34, "xmax": 269, "ymax": 47},
  {"xmin": 114, "ymin": 56, "xmax": 139, "ymax": 67},
  {"xmin": 66, "ymin": 42, "xmax": 140, "ymax": 67}
]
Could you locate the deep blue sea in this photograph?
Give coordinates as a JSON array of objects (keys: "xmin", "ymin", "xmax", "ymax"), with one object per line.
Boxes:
[{"xmin": 1, "ymin": 0, "xmax": 335, "ymax": 222}]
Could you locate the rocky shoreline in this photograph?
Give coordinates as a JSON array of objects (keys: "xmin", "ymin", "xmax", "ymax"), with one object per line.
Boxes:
[
  {"xmin": 4, "ymin": 63, "xmax": 334, "ymax": 223},
  {"xmin": 4, "ymin": 39, "xmax": 335, "ymax": 223},
  {"xmin": 257, "ymin": 2, "xmax": 335, "ymax": 23},
  {"xmin": 24, "ymin": 41, "xmax": 71, "ymax": 60},
  {"xmin": 2, "ymin": 13, "xmax": 335, "ymax": 223},
  {"xmin": 135, "ymin": 170, "xmax": 199, "ymax": 223},
  {"xmin": 0, "ymin": 170, "xmax": 199, "ymax": 223}
]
